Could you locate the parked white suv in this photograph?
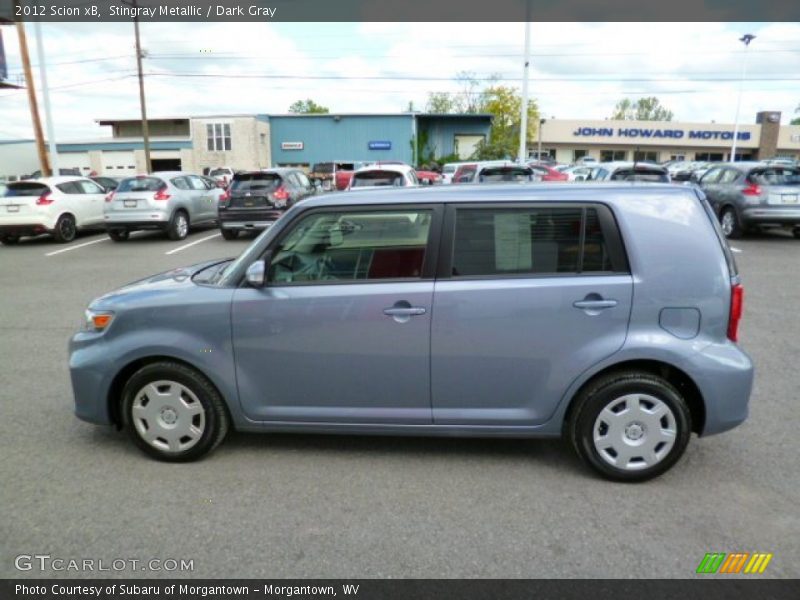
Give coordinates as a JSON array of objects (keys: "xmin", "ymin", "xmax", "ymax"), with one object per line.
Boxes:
[{"xmin": 0, "ymin": 177, "xmax": 107, "ymax": 244}]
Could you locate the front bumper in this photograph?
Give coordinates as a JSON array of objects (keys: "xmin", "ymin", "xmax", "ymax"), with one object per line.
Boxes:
[{"xmin": 69, "ymin": 332, "xmax": 115, "ymax": 425}]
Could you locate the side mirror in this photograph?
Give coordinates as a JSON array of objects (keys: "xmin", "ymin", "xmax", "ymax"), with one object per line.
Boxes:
[{"xmin": 246, "ymin": 259, "xmax": 267, "ymax": 288}]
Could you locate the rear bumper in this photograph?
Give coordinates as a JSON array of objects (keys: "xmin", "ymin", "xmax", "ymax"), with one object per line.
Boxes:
[
  {"xmin": 104, "ymin": 219, "xmax": 169, "ymax": 232},
  {"xmin": 741, "ymin": 206, "xmax": 800, "ymax": 227},
  {"xmin": 218, "ymin": 209, "xmax": 284, "ymax": 229},
  {"xmin": 0, "ymin": 223, "xmax": 53, "ymax": 236}
]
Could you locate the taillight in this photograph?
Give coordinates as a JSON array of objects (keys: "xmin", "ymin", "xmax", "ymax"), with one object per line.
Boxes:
[
  {"xmin": 727, "ymin": 283, "xmax": 744, "ymax": 342},
  {"xmin": 742, "ymin": 183, "xmax": 762, "ymax": 196},
  {"xmin": 105, "ymin": 191, "xmax": 115, "ymax": 203},
  {"xmin": 273, "ymin": 186, "xmax": 289, "ymax": 201},
  {"xmin": 36, "ymin": 191, "xmax": 54, "ymax": 205},
  {"xmin": 153, "ymin": 186, "xmax": 171, "ymax": 201}
]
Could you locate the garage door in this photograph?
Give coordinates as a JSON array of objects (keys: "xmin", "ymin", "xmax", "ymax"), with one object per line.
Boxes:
[
  {"xmin": 58, "ymin": 152, "xmax": 92, "ymax": 176},
  {"xmin": 101, "ymin": 151, "xmax": 137, "ymax": 176},
  {"xmin": 454, "ymin": 134, "xmax": 485, "ymax": 160}
]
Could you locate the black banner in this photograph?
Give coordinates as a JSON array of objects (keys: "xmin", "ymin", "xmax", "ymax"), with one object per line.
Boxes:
[
  {"xmin": 2, "ymin": 580, "xmax": 800, "ymax": 600},
  {"xmin": 0, "ymin": 0, "xmax": 799, "ymax": 22}
]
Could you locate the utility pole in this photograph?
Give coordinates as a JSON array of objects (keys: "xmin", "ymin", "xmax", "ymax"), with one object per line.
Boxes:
[
  {"xmin": 537, "ymin": 118, "xmax": 545, "ymax": 161},
  {"xmin": 730, "ymin": 34, "xmax": 755, "ymax": 163},
  {"xmin": 15, "ymin": 19, "xmax": 51, "ymax": 176},
  {"xmin": 517, "ymin": 0, "xmax": 531, "ymax": 163},
  {"xmin": 34, "ymin": 22, "xmax": 59, "ymax": 175},
  {"xmin": 130, "ymin": 0, "xmax": 152, "ymax": 173}
]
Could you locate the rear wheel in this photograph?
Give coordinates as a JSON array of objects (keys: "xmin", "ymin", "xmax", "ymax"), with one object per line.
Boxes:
[
  {"xmin": 108, "ymin": 229, "xmax": 130, "ymax": 242},
  {"xmin": 719, "ymin": 207, "xmax": 742, "ymax": 239},
  {"xmin": 792, "ymin": 227, "xmax": 800, "ymax": 240},
  {"xmin": 121, "ymin": 361, "xmax": 230, "ymax": 462},
  {"xmin": 167, "ymin": 210, "xmax": 189, "ymax": 241},
  {"xmin": 220, "ymin": 228, "xmax": 239, "ymax": 240},
  {"xmin": 53, "ymin": 214, "xmax": 77, "ymax": 243},
  {"xmin": 568, "ymin": 371, "xmax": 691, "ymax": 482},
  {"xmin": 1, "ymin": 235, "xmax": 20, "ymax": 245}
]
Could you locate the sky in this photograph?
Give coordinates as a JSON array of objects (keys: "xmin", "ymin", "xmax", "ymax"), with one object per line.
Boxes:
[{"xmin": 0, "ymin": 21, "xmax": 798, "ymax": 141}]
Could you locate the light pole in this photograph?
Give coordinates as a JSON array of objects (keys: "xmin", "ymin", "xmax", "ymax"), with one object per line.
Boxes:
[
  {"xmin": 537, "ymin": 118, "xmax": 546, "ymax": 161},
  {"xmin": 518, "ymin": 0, "xmax": 531, "ymax": 162},
  {"xmin": 730, "ymin": 33, "xmax": 755, "ymax": 162}
]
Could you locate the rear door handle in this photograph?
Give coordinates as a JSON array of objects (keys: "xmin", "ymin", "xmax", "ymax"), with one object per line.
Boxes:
[
  {"xmin": 383, "ymin": 307, "xmax": 426, "ymax": 317},
  {"xmin": 573, "ymin": 299, "xmax": 618, "ymax": 310}
]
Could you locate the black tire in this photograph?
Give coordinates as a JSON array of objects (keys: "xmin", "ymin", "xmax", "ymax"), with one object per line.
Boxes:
[
  {"xmin": 792, "ymin": 228, "xmax": 800, "ymax": 240},
  {"xmin": 167, "ymin": 210, "xmax": 189, "ymax": 241},
  {"xmin": 52, "ymin": 213, "xmax": 77, "ymax": 243},
  {"xmin": 567, "ymin": 371, "xmax": 691, "ymax": 482},
  {"xmin": 121, "ymin": 361, "xmax": 230, "ymax": 462},
  {"xmin": 108, "ymin": 229, "xmax": 130, "ymax": 242},
  {"xmin": 719, "ymin": 206, "xmax": 743, "ymax": 239},
  {"xmin": 220, "ymin": 228, "xmax": 239, "ymax": 240},
  {"xmin": 0, "ymin": 235, "xmax": 20, "ymax": 245}
]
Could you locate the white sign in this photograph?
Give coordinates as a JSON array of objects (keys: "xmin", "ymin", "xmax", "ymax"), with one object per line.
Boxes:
[{"xmin": 281, "ymin": 141, "xmax": 304, "ymax": 150}]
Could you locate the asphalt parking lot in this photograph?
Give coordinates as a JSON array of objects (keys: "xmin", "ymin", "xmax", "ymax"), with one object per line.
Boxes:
[{"xmin": 0, "ymin": 224, "xmax": 798, "ymax": 579}]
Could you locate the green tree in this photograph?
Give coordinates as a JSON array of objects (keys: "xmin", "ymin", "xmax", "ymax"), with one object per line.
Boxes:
[
  {"xmin": 611, "ymin": 96, "xmax": 673, "ymax": 121},
  {"xmin": 425, "ymin": 92, "xmax": 458, "ymax": 114},
  {"xmin": 472, "ymin": 85, "xmax": 539, "ymax": 160},
  {"xmin": 288, "ymin": 99, "xmax": 329, "ymax": 114},
  {"xmin": 791, "ymin": 103, "xmax": 800, "ymax": 125}
]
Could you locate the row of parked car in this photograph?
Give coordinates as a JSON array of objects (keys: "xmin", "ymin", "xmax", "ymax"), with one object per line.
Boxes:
[{"xmin": 2, "ymin": 158, "xmax": 798, "ymax": 244}]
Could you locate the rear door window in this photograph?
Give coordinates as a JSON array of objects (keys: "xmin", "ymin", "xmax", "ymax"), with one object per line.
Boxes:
[
  {"xmin": 77, "ymin": 180, "xmax": 105, "ymax": 194},
  {"xmin": 351, "ymin": 170, "xmax": 405, "ymax": 187},
  {"xmin": 56, "ymin": 182, "xmax": 83, "ymax": 194},
  {"xmin": 451, "ymin": 206, "xmax": 625, "ymax": 277},
  {"xmin": 231, "ymin": 173, "xmax": 281, "ymax": 192},
  {"xmin": 6, "ymin": 182, "xmax": 50, "ymax": 197},
  {"xmin": 117, "ymin": 177, "xmax": 165, "ymax": 193}
]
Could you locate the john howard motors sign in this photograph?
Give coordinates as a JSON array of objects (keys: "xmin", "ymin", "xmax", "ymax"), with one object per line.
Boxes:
[{"xmin": 573, "ymin": 126, "xmax": 751, "ymax": 141}]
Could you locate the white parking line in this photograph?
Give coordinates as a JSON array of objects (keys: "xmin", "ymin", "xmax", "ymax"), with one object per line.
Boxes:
[
  {"xmin": 44, "ymin": 236, "xmax": 108, "ymax": 257},
  {"xmin": 730, "ymin": 247, "xmax": 743, "ymax": 253},
  {"xmin": 165, "ymin": 232, "xmax": 221, "ymax": 255}
]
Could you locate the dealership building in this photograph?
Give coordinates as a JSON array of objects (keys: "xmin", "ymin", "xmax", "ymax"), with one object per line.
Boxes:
[
  {"xmin": 0, "ymin": 112, "xmax": 493, "ymax": 180},
  {"xmin": 2, "ymin": 109, "xmax": 799, "ymax": 181},
  {"xmin": 533, "ymin": 111, "xmax": 800, "ymax": 164}
]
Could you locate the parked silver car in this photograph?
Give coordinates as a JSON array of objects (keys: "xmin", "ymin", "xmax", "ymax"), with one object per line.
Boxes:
[
  {"xmin": 104, "ymin": 172, "xmax": 219, "ymax": 241},
  {"xmin": 70, "ymin": 183, "xmax": 753, "ymax": 482}
]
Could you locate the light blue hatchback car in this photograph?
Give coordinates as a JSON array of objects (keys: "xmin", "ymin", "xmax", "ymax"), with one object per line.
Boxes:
[{"xmin": 69, "ymin": 184, "xmax": 753, "ymax": 481}]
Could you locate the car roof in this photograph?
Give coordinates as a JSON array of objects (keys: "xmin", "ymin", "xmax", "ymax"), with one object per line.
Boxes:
[
  {"xmin": 299, "ymin": 182, "xmax": 694, "ymax": 209},
  {"xmin": 13, "ymin": 176, "xmax": 89, "ymax": 184},
  {"xmin": 595, "ymin": 161, "xmax": 667, "ymax": 171}
]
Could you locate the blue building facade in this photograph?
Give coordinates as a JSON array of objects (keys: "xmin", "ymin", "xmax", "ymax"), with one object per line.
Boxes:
[{"xmin": 269, "ymin": 113, "xmax": 492, "ymax": 167}]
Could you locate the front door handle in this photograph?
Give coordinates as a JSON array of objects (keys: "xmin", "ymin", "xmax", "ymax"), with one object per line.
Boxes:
[
  {"xmin": 573, "ymin": 299, "xmax": 618, "ymax": 310},
  {"xmin": 383, "ymin": 307, "xmax": 426, "ymax": 317}
]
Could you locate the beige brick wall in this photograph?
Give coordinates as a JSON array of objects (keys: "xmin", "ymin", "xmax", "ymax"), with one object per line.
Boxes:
[{"xmin": 190, "ymin": 117, "xmax": 271, "ymax": 172}]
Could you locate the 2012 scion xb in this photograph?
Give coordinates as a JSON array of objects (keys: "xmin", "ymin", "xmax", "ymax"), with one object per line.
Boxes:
[{"xmin": 69, "ymin": 184, "xmax": 753, "ymax": 481}]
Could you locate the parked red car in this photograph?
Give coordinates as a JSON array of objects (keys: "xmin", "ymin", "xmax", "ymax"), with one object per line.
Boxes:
[
  {"xmin": 415, "ymin": 170, "xmax": 443, "ymax": 185},
  {"xmin": 528, "ymin": 163, "xmax": 569, "ymax": 182}
]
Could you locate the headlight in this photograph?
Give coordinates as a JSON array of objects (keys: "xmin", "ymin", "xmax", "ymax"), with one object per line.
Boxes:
[{"xmin": 84, "ymin": 309, "xmax": 114, "ymax": 332}]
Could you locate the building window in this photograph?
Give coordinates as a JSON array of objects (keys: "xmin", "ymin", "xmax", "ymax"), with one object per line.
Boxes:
[
  {"xmin": 206, "ymin": 123, "xmax": 232, "ymax": 151},
  {"xmin": 695, "ymin": 152, "xmax": 724, "ymax": 161},
  {"xmin": 600, "ymin": 150, "xmax": 627, "ymax": 161},
  {"xmin": 633, "ymin": 151, "xmax": 658, "ymax": 162},
  {"xmin": 573, "ymin": 149, "xmax": 588, "ymax": 161}
]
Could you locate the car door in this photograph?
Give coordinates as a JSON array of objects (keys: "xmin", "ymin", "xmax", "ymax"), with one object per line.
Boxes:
[
  {"xmin": 186, "ymin": 175, "xmax": 212, "ymax": 222},
  {"xmin": 231, "ymin": 205, "xmax": 442, "ymax": 424},
  {"xmin": 431, "ymin": 203, "xmax": 633, "ymax": 426},
  {"xmin": 76, "ymin": 179, "xmax": 107, "ymax": 226}
]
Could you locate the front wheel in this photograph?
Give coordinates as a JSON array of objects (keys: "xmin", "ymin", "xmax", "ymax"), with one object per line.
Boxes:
[
  {"xmin": 121, "ymin": 361, "xmax": 230, "ymax": 462},
  {"xmin": 720, "ymin": 207, "xmax": 742, "ymax": 239},
  {"xmin": 108, "ymin": 229, "xmax": 130, "ymax": 242},
  {"xmin": 0, "ymin": 235, "xmax": 20, "ymax": 245},
  {"xmin": 220, "ymin": 228, "xmax": 239, "ymax": 240},
  {"xmin": 568, "ymin": 371, "xmax": 691, "ymax": 482},
  {"xmin": 792, "ymin": 227, "xmax": 800, "ymax": 240}
]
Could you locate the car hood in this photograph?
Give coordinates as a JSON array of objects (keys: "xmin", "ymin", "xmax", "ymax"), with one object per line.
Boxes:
[{"xmin": 89, "ymin": 259, "xmax": 230, "ymax": 309}]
